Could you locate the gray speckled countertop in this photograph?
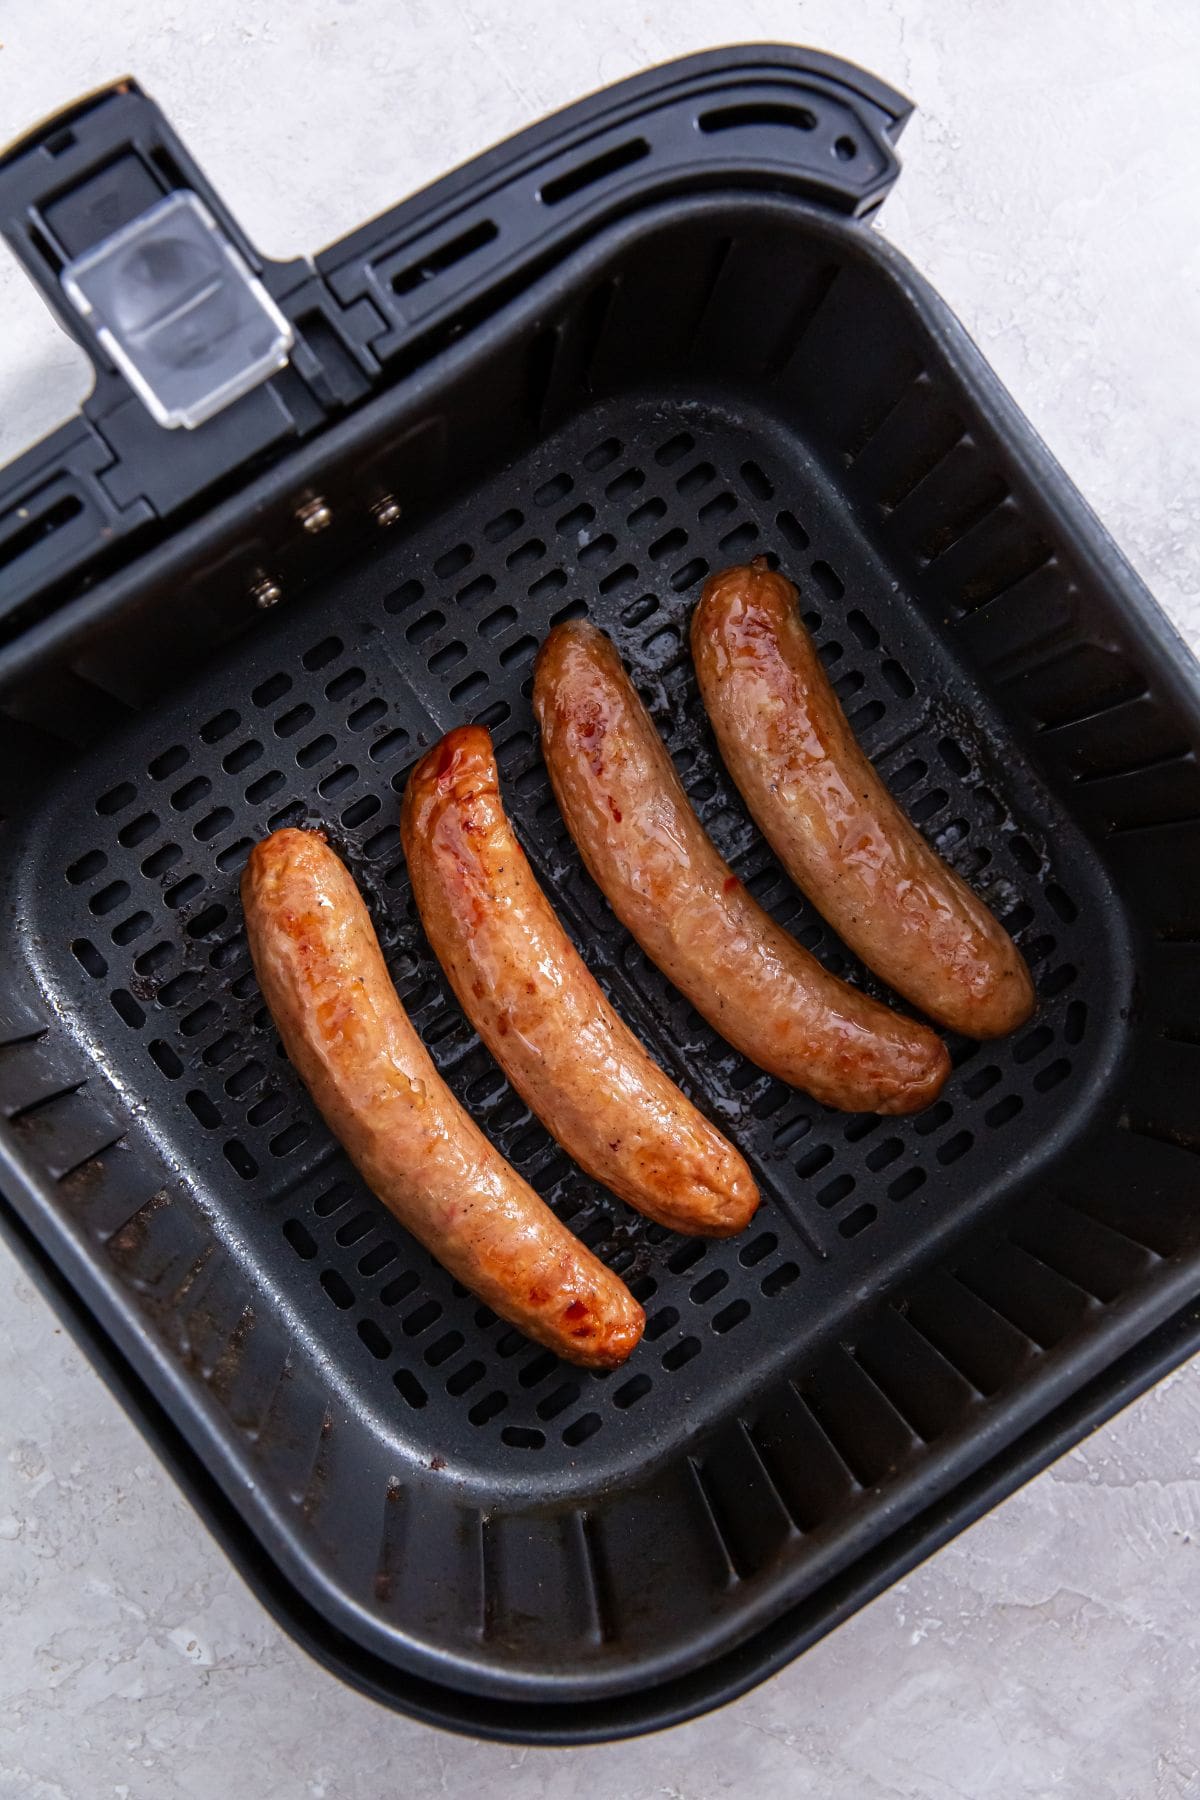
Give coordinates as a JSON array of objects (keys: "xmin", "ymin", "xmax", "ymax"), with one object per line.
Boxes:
[{"xmin": 1, "ymin": 4, "xmax": 1199, "ymax": 1796}]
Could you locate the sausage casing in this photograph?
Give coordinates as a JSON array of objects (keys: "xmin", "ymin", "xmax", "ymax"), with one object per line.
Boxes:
[
  {"xmin": 692, "ymin": 561, "xmax": 1036, "ymax": 1038},
  {"xmin": 402, "ymin": 726, "xmax": 759, "ymax": 1236},
  {"xmin": 241, "ymin": 828, "xmax": 643, "ymax": 1367},
  {"xmin": 533, "ymin": 623, "xmax": 950, "ymax": 1115}
]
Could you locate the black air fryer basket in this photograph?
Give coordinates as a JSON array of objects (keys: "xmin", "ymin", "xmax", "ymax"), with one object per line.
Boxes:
[{"xmin": 2, "ymin": 47, "xmax": 1198, "ymax": 1742}]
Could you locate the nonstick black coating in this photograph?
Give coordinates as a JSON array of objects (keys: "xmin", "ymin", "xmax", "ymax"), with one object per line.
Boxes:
[{"xmin": 2, "ymin": 180, "xmax": 1199, "ymax": 1739}]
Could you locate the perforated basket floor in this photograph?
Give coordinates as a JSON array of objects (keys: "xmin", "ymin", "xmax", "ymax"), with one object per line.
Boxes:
[
  {"xmin": 3, "ymin": 194, "xmax": 1200, "ymax": 1738},
  {"xmin": 11, "ymin": 385, "xmax": 1114, "ymax": 1445}
]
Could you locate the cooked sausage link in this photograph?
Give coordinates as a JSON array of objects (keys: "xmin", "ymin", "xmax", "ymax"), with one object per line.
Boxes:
[
  {"xmin": 534, "ymin": 623, "xmax": 949, "ymax": 1115},
  {"xmin": 241, "ymin": 828, "xmax": 643, "ymax": 1367},
  {"xmin": 402, "ymin": 725, "xmax": 759, "ymax": 1236},
  {"xmin": 692, "ymin": 560, "xmax": 1035, "ymax": 1038}
]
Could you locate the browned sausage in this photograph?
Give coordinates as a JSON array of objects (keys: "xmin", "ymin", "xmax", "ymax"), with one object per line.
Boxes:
[
  {"xmin": 241, "ymin": 828, "xmax": 643, "ymax": 1367},
  {"xmin": 534, "ymin": 623, "xmax": 949, "ymax": 1114},
  {"xmin": 402, "ymin": 726, "xmax": 759, "ymax": 1236},
  {"xmin": 692, "ymin": 560, "xmax": 1036, "ymax": 1038}
]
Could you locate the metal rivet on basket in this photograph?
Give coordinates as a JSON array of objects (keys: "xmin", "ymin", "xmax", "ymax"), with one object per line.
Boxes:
[
  {"xmin": 297, "ymin": 495, "xmax": 333, "ymax": 534},
  {"xmin": 250, "ymin": 574, "xmax": 283, "ymax": 610},
  {"xmin": 372, "ymin": 495, "xmax": 402, "ymax": 528}
]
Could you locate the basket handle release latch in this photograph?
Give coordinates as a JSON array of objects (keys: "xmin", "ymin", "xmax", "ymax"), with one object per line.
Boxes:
[{"xmin": 0, "ymin": 80, "xmax": 379, "ymax": 506}]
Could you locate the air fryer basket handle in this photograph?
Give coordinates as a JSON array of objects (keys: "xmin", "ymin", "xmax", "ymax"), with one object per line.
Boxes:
[
  {"xmin": 0, "ymin": 46, "xmax": 910, "ymax": 626},
  {"xmin": 0, "ymin": 77, "xmax": 381, "ymax": 591},
  {"xmin": 0, "ymin": 79, "xmax": 305, "ymax": 382}
]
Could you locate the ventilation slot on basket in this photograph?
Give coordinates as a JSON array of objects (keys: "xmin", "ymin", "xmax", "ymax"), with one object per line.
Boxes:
[
  {"xmin": 540, "ymin": 138, "xmax": 649, "ymax": 205},
  {"xmin": 0, "ymin": 492, "xmax": 83, "ymax": 578},
  {"xmin": 699, "ymin": 102, "xmax": 817, "ymax": 134},
  {"xmin": 390, "ymin": 219, "xmax": 498, "ymax": 297}
]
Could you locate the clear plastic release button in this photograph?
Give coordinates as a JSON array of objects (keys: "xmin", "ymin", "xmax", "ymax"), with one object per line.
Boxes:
[{"xmin": 61, "ymin": 189, "xmax": 294, "ymax": 429}]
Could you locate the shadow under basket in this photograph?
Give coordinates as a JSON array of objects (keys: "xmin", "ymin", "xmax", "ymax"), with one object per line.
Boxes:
[{"xmin": 1, "ymin": 47, "xmax": 1199, "ymax": 1741}]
